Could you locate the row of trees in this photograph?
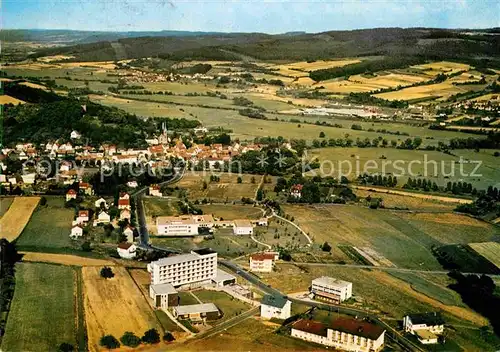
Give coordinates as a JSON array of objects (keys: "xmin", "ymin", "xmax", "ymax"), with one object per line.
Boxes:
[
  {"xmin": 358, "ymin": 174, "xmax": 398, "ymax": 187},
  {"xmin": 100, "ymin": 328, "xmax": 172, "ymax": 349},
  {"xmin": 311, "ymin": 136, "xmax": 422, "ymax": 149}
]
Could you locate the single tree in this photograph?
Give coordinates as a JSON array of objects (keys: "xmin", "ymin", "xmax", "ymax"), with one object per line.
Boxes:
[
  {"xmin": 163, "ymin": 332, "xmax": 175, "ymax": 342},
  {"xmin": 121, "ymin": 331, "xmax": 141, "ymax": 347},
  {"xmin": 100, "ymin": 266, "xmax": 114, "ymax": 279},
  {"xmin": 100, "ymin": 335, "xmax": 120, "ymax": 349},
  {"xmin": 142, "ymin": 328, "xmax": 161, "ymax": 344}
]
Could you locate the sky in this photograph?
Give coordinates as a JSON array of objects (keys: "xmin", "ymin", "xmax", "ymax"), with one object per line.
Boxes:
[{"xmin": 2, "ymin": 0, "xmax": 499, "ymax": 33}]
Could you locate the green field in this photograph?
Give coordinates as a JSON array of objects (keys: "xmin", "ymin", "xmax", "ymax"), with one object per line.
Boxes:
[
  {"xmin": 283, "ymin": 204, "xmax": 498, "ymax": 269},
  {"xmin": 178, "ymin": 291, "xmax": 201, "ymax": 306},
  {"xmin": 308, "ymin": 147, "xmax": 497, "ymax": 189},
  {"xmin": 199, "ymin": 204, "xmax": 263, "ymax": 220},
  {"xmin": 0, "ymin": 197, "xmax": 14, "ymax": 217},
  {"xmin": 16, "ymin": 197, "xmax": 74, "ymax": 250},
  {"xmin": 388, "ymin": 272, "xmax": 463, "ymax": 306},
  {"xmin": 192, "ymin": 290, "xmax": 250, "ymax": 323},
  {"xmin": 1, "ymin": 263, "xmax": 78, "ymax": 352}
]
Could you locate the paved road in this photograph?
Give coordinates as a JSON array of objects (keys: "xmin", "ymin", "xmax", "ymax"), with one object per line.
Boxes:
[
  {"xmin": 133, "ymin": 166, "xmax": 186, "ymax": 253},
  {"xmin": 291, "ymin": 261, "xmax": 500, "ymax": 278},
  {"xmin": 220, "ymin": 260, "xmax": 425, "ymax": 352}
]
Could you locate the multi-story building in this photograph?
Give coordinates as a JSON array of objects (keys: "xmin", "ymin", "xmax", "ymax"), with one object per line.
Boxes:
[
  {"xmin": 156, "ymin": 215, "xmax": 215, "ymax": 236},
  {"xmin": 403, "ymin": 312, "xmax": 444, "ymax": 344},
  {"xmin": 249, "ymin": 252, "xmax": 279, "ymax": 272},
  {"xmin": 260, "ymin": 294, "xmax": 292, "ymax": 320},
  {"xmin": 148, "ymin": 248, "xmax": 217, "ymax": 288},
  {"xmin": 291, "ymin": 318, "xmax": 385, "ymax": 352},
  {"xmin": 311, "ymin": 276, "xmax": 352, "ymax": 304}
]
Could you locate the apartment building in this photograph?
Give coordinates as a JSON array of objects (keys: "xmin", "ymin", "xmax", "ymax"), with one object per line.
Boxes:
[
  {"xmin": 148, "ymin": 248, "xmax": 217, "ymax": 288},
  {"xmin": 403, "ymin": 312, "xmax": 444, "ymax": 344},
  {"xmin": 156, "ymin": 214, "xmax": 215, "ymax": 236},
  {"xmin": 311, "ymin": 276, "xmax": 353, "ymax": 304},
  {"xmin": 249, "ymin": 252, "xmax": 279, "ymax": 272},
  {"xmin": 291, "ymin": 318, "xmax": 385, "ymax": 352}
]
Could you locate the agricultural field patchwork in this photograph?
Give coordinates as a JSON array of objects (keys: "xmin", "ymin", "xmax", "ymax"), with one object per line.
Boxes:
[
  {"xmin": 0, "ymin": 197, "xmax": 40, "ymax": 241},
  {"xmin": 0, "ymin": 197, "xmax": 14, "ymax": 218},
  {"xmin": 354, "ymin": 189, "xmax": 458, "ymax": 211},
  {"xmin": 21, "ymin": 251, "xmax": 115, "ymax": 267},
  {"xmin": 469, "ymin": 242, "xmax": 500, "ymax": 269},
  {"xmin": 1, "ymin": 263, "xmax": 78, "ymax": 352}
]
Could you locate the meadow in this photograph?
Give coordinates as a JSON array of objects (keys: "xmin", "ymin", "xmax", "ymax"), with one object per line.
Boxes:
[
  {"xmin": 1, "ymin": 263, "xmax": 78, "ymax": 352},
  {"xmin": 82, "ymin": 266, "xmax": 161, "ymax": 352},
  {"xmin": 15, "ymin": 197, "xmax": 74, "ymax": 250},
  {"xmin": 0, "ymin": 197, "xmax": 14, "ymax": 217},
  {"xmin": 282, "ymin": 204, "xmax": 498, "ymax": 270},
  {"xmin": 467, "ymin": 242, "xmax": 500, "ymax": 269},
  {"xmin": 0, "ymin": 197, "xmax": 40, "ymax": 241},
  {"xmin": 199, "ymin": 204, "xmax": 263, "ymax": 220}
]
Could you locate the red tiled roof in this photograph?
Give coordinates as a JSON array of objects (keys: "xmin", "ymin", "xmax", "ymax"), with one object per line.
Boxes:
[
  {"xmin": 118, "ymin": 242, "xmax": 133, "ymax": 250},
  {"xmin": 329, "ymin": 318, "xmax": 385, "ymax": 340},
  {"xmin": 79, "ymin": 182, "xmax": 91, "ymax": 188},
  {"xmin": 251, "ymin": 253, "xmax": 276, "ymax": 261},
  {"xmin": 67, "ymin": 189, "xmax": 77, "ymax": 195},
  {"xmin": 292, "ymin": 319, "xmax": 328, "ymax": 337},
  {"xmin": 118, "ymin": 199, "xmax": 130, "ymax": 206},
  {"xmin": 78, "ymin": 210, "xmax": 89, "ymax": 217}
]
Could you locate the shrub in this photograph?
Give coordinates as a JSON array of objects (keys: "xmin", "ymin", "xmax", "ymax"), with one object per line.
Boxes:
[
  {"xmin": 142, "ymin": 328, "xmax": 161, "ymax": 344},
  {"xmin": 120, "ymin": 331, "xmax": 141, "ymax": 347},
  {"xmin": 100, "ymin": 335, "xmax": 120, "ymax": 349},
  {"xmin": 100, "ymin": 266, "xmax": 114, "ymax": 279},
  {"xmin": 163, "ymin": 332, "xmax": 175, "ymax": 342}
]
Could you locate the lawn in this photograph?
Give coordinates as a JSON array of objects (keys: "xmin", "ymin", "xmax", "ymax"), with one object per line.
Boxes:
[
  {"xmin": 254, "ymin": 217, "xmax": 310, "ymax": 247},
  {"xmin": 82, "ymin": 266, "xmax": 162, "ymax": 352},
  {"xmin": 0, "ymin": 197, "xmax": 14, "ymax": 218},
  {"xmin": 192, "ymin": 290, "xmax": 251, "ymax": 323},
  {"xmin": 15, "ymin": 197, "xmax": 74, "ymax": 250},
  {"xmin": 199, "ymin": 204, "xmax": 263, "ymax": 220},
  {"xmin": 178, "ymin": 291, "xmax": 201, "ymax": 306},
  {"xmin": 0, "ymin": 197, "xmax": 40, "ymax": 241},
  {"xmin": 282, "ymin": 204, "xmax": 498, "ymax": 270},
  {"xmin": 1, "ymin": 263, "xmax": 78, "ymax": 352}
]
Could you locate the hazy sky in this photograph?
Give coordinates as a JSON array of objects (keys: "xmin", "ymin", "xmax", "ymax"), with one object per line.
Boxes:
[{"xmin": 3, "ymin": 0, "xmax": 499, "ymax": 33}]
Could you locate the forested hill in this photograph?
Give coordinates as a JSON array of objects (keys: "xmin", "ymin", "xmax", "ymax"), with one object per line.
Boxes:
[{"xmin": 25, "ymin": 27, "xmax": 500, "ymax": 62}]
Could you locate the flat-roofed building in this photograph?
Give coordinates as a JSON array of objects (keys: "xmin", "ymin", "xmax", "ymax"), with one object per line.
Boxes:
[
  {"xmin": 148, "ymin": 248, "xmax": 217, "ymax": 288},
  {"xmin": 403, "ymin": 312, "xmax": 444, "ymax": 344},
  {"xmin": 149, "ymin": 283, "xmax": 178, "ymax": 309},
  {"xmin": 156, "ymin": 214, "xmax": 215, "ymax": 236},
  {"xmin": 249, "ymin": 252, "xmax": 279, "ymax": 272},
  {"xmin": 233, "ymin": 219, "xmax": 254, "ymax": 235},
  {"xmin": 173, "ymin": 303, "xmax": 220, "ymax": 322},
  {"xmin": 261, "ymin": 294, "xmax": 292, "ymax": 320},
  {"xmin": 291, "ymin": 317, "xmax": 385, "ymax": 352},
  {"xmin": 212, "ymin": 269, "xmax": 236, "ymax": 287},
  {"xmin": 311, "ymin": 276, "xmax": 352, "ymax": 304}
]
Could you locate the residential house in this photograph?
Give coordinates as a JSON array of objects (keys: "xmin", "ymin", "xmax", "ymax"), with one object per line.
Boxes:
[
  {"xmin": 96, "ymin": 211, "xmax": 111, "ymax": 224},
  {"xmin": 94, "ymin": 197, "xmax": 108, "ymax": 209},
  {"xmin": 233, "ymin": 219, "xmax": 254, "ymax": 235},
  {"xmin": 260, "ymin": 294, "xmax": 292, "ymax": 320},
  {"xmin": 118, "ymin": 198, "xmax": 131, "ymax": 210},
  {"xmin": 123, "ymin": 225, "xmax": 135, "ymax": 243},
  {"xmin": 250, "ymin": 252, "xmax": 279, "ymax": 273},
  {"xmin": 311, "ymin": 276, "xmax": 353, "ymax": 304},
  {"xmin": 70, "ymin": 130, "xmax": 81, "ymax": 139},
  {"xmin": 21, "ymin": 173, "xmax": 36, "ymax": 184},
  {"xmin": 149, "ymin": 184, "xmax": 162, "ymax": 197},
  {"xmin": 120, "ymin": 208, "xmax": 131, "ymax": 221},
  {"xmin": 117, "ymin": 243, "xmax": 137, "ymax": 259},
  {"xmin": 291, "ymin": 317, "xmax": 385, "ymax": 352},
  {"xmin": 403, "ymin": 312, "xmax": 444, "ymax": 344},
  {"xmin": 66, "ymin": 189, "xmax": 77, "ymax": 202},
  {"xmin": 290, "ymin": 184, "xmax": 303, "ymax": 198},
  {"xmin": 127, "ymin": 180, "xmax": 138, "ymax": 188},
  {"xmin": 70, "ymin": 225, "xmax": 83, "ymax": 239},
  {"xmin": 79, "ymin": 182, "xmax": 93, "ymax": 195},
  {"xmin": 75, "ymin": 210, "xmax": 90, "ymax": 224}
]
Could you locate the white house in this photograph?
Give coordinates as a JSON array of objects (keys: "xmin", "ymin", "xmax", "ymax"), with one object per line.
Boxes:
[
  {"xmin": 70, "ymin": 225, "xmax": 83, "ymax": 239},
  {"xmin": 66, "ymin": 189, "xmax": 77, "ymax": 202},
  {"xmin": 250, "ymin": 252, "xmax": 279, "ymax": 273},
  {"xmin": 70, "ymin": 130, "xmax": 81, "ymax": 139},
  {"xmin": 403, "ymin": 312, "xmax": 444, "ymax": 344},
  {"xmin": 149, "ymin": 184, "xmax": 162, "ymax": 197},
  {"xmin": 156, "ymin": 215, "xmax": 214, "ymax": 236},
  {"xmin": 96, "ymin": 211, "xmax": 111, "ymax": 224},
  {"xmin": 120, "ymin": 208, "xmax": 131, "ymax": 221},
  {"xmin": 260, "ymin": 294, "xmax": 292, "ymax": 320},
  {"xmin": 291, "ymin": 317, "xmax": 385, "ymax": 352},
  {"xmin": 123, "ymin": 225, "xmax": 135, "ymax": 243},
  {"xmin": 21, "ymin": 173, "xmax": 36, "ymax": 184},
  {"xmin": 117, "ymin": 243, "xmax": 137, "ymax": 259},
  {"xmin": 311, "ymin": 276, "xmax": 353, "ymax": 304},
  {"xmin": 127, "ymin": 180, "xmax": 138, "ymax": 188},
  {"xmin": 75, "ymin": 210, "xmax": 90, "ymax": 224},
  {"xmin": 94, "ymin": 197, "xmax": 108, "ymax": 209},
  {"xmin": 118, "ymin": 197, "xmax": 131, "ymax": 210},
  {"xmin": 79, "ymin": 182, "xmax": 93, "ymax": 195},
  {"xmin": 233, "ymin": 219, "xmax": 253, "ymax": 235}
]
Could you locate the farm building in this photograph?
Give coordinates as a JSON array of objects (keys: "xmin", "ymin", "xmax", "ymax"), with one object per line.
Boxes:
[
  {"xmin": 311, "ymin": 276, "xmax": 353, "ymax": 304},
  {"xmin": 291, "ymin": 317, "xmax": 385, "ymax": 351},
  {"xmin": 260, "ymin": 294, "xmax": 292, "ymax": 320},
  {"xmin": 403, "ymin": 312, "xmax": 444, "ymax": 344},
  {"xmin": 233, "ymin": 219, "xmax": 254, "ymax": 235},
  {"xmin": 173, "ymin": 303, "xmax": 220, "ymax": 322}
]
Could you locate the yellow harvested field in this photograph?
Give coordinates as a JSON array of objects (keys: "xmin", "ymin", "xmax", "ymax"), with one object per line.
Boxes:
[
  {"xmin": 373, "ymin": 82, "xmax": 466, "ymax": 101},
  {"xmin": 0, "ymin": 197, "xmax": 40, "ymax": 241},
  {"xmin": 355, "ymin": 189, "xmax": 456, "ymax": 211},
  {"xmin": 19, "ymin": 82, "xmax": 48, "ymax": 90},
  {"xmin": 469, "ymin": 242, "xmax": 500, "ymax": 269},
  {"xmin": 272, "ymin": 59, "xmax": 360, "ymax": 77},
  {"xmin": 290, "ymin": 76, "xmax": 316, "ymax": 86},
  {"xmin": 0, "ymin": 95, "xmax": 26, "ymax": 105},
  {"xmin": 0, "ymin": 78, "xmax": 13, "ymax": 82},
  {"xmin": 82, "ymin": 266, "xmax": 160, "ymax": 352},
  {"xmin": 411, "ymin": 61, "xmax": 471, "ymax": 76},
  {"xmin": 38, "ymin": 55, "xmax": 76, "ymax": 62},
  {"xmin": 21, "ymin": 252, "xmax": 115, "ymax": 267},
  {"xmin": 247, "ymin": 92, "xmax": 327, "ymax": 107},
  {"xmin": 400, "ymin": 212, "xmax": 489, "ymax": 228},
  {"xmin": 470, "ymin": 93, "xmax": 500, "ymax": 102},
  {"xmin": 352, "ymin": 186, "xmax": 473, "ymax": 204}
]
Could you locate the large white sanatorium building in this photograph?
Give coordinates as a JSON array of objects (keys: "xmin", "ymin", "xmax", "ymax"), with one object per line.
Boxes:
[
  {"xmin": 291, "ymin": 318, "xmax": 385, "ymax": 352},
  {"xmin": 156, "ymin": 215, "xmax": 215, "ymax": 236},
  {"xmin": 311, "ymin": 276, "xmax": 353, "ymax": 304},
  {"xmin": 148, "ymin": 248, "xmax": 217, "ymax": 287}
]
